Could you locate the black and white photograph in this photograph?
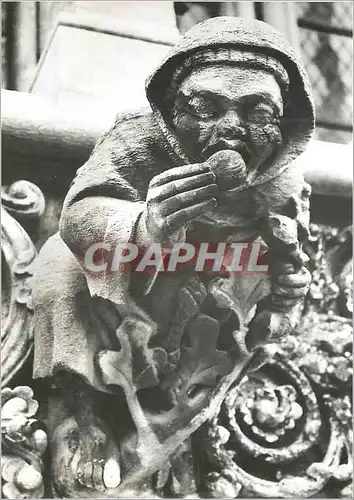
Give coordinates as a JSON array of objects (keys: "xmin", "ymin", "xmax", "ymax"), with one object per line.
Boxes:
[{"xmin": 1, "ymin": 1, "xmax": 353, "ymax": 498}]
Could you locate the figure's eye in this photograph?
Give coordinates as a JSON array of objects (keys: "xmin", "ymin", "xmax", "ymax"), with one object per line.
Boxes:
[
  {"xmin": 247, "ymin": 103, "xmax": 276, "ymax": 125},
  {"xmin": 188, "ymin": 96, "xmax": 220, "ymax": 119}
]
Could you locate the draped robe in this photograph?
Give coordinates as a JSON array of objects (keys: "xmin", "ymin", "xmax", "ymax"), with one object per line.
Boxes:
[{"xmin": 31, "ymin": 17, "xmax": 314, "ymax": 393}]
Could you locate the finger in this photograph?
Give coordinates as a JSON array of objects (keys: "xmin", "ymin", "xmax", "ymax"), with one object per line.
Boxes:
[
  {"xmin": 275, "ymin": 273, "xmax": 311, "ymax": 288},
  {"xmin": 150, "ymin": 171, "xmax": 217, "ymax": 202},
  {"xmin": 273, "ymin": 285, "xmax": 308, "ymax": 299},
  {"xmin": 150, "ymin": 163, "xmax": 213, "ymax": 187},
  {"xmin": 160, "ymin": 184, "xmax": 218, "ymax": 216},
  {"xmin": 166, "ymin": 198, "xmax": 217, "ymax": 233}
]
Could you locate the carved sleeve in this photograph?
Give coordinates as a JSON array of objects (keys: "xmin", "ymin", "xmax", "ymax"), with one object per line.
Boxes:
[{"xmin": 58, "ymin": 115, "xmax": 153, "ymax": 305}]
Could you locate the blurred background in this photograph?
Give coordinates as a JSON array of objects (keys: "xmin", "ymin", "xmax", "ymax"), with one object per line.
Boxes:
[{"xmin": 2, "ymin": 1, "xmax": 353, "ymax": 144}]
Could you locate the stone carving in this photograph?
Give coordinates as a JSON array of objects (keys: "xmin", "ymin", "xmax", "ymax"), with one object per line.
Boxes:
[
  {"xmin": 1, "ymin": 387, "xmax": 47, "ymax": 499},
  {"xmin": 2, "ymin": 200, "xmax": 350, "ymax": 498},
  {"xmin": 197, "ymin": 224, "xmax": 353, "ymax": 498},
  {"xmin": 28, "ymin": 17, "xmax": 317, "ymax": 497},
  {"xmin": 200, "ymin": 352, "xmax": 352, "ymax": 498},
  {"xmin": 1, "ymin": 180, "xmax": 44, "ymax": 387},
  {"xmin": 1, "ymin": 180, "xmax": 45, "ymax": 225},
  {"xmin": 2, "ymin": 16, "xmax": 351, "ymax": 500},
  {"xmin": 1, "ymin": 37, "xmax": 352, "ymax": 500},
  {"xmin": 1, "ymin": 181, "xmax": 48, "ymax": 499},
  {"xmin": 305, "ymin": 224, "xmax": 353, "ymax": 318}
]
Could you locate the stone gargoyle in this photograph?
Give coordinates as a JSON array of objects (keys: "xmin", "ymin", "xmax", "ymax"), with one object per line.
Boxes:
[{"xmin": 29, "ymin": 16, "xmax": 315, "ymax": 497}]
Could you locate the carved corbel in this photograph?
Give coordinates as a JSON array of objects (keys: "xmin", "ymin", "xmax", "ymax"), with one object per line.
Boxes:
[
  {"xmin": 1, "ymin": 181, "xmax": 48, "ymax": 499},
  {"xmin": 1, "ymin": 180, "xmax": 44, "ymax": 386}
]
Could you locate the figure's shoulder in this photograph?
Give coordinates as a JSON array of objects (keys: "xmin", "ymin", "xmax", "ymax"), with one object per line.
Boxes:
[
  {"xmin": 112, "ymin": 107, "xmax": 160, "ymax": 137},
  {"xmin": 254, "ymin": 163, "xmax": 309, "ymax": 214},
  {"xmin": 113, "ymin": 106, "xmax": 153, "ymax": 123},
  {"xmin": 91, "ymin": 107, "xmax": 163, "ymax": 157}
]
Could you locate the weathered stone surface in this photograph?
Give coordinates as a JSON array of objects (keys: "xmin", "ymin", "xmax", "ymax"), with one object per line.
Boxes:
[
  {"xmin": 3, "ymin": 15, "xmax": 350, "ymax": 500},
  {"xmin": 29, "ymin": 16, "xmax": 317, "ymax": 497}
]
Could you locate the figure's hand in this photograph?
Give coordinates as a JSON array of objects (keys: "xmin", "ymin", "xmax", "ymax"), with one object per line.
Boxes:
[
  {"xmin": 141, "ymin": 163, "xmax": 218, "ymax": 246},
  {"xmin": 272, "ymin": 266, "xmax": 311, "ymax": 311}
]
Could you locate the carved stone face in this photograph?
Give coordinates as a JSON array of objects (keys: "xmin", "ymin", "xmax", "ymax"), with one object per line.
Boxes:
[{"xmin": 173, "ymin": 65, "xmax": 284, "ymax": 177}]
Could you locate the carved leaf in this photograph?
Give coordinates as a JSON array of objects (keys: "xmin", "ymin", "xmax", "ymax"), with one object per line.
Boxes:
[
  {"xmin": 98, "ymin": 316, "xmax": 167, "ymax": 393},
  {"xmin": 162, "ymin": 313, "xmax": 233, "ymax": 403},
  {"xmin": 169, "ymin": 439, "xmax": 197, "ymax": 497},
  {"xmin": 1, "ymin": 387, "xmax": 40, "ymax": 444},
  {"xmin": 2, "ymin": 455, "xmax": 44, "ymax": 498},
  {"xmin": 164, "ymin": 276, "xmax": 207, "ymax": 364},
  {"xmin": 2, "ymin": 386, "xmax": 39, "ymax": 417},
  {"xmin": 154, "ymin": 462, "xmax": 171, "ymax": 492},
  {"xmin": 209, "ymin": 275, "xmax": 271, "ymax": 329}
]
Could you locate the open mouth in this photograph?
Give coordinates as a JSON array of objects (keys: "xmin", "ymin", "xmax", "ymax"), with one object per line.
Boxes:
[{"xmin": 203, "ymin": 140, "xmax": 251, "ymax": 164}]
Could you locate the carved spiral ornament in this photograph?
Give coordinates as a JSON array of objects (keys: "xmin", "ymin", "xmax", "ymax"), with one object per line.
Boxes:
[
  {"xmin": 1, "ymin": 206, "xmax": 36, "ymax": 388},
  {"xmin": 200, "ymin": 325, "xmax": 352, "ymax": 499},
  {"xmin": 1, "ymin": 181, "xmax": 45, "ymax": 387},
  {"xmin": 1, "ymin": 181, "xmax": 45, "ymax": 222},
  {"xmin": 224, "ymin": 356, "xmax": 321, "ymax": 463},
  {"xmin": 199, "ymin": 224, "xmax": 353, "ymax": 497},
  {"xmin": 1, "ymin": 182, "xmax": 48, "ymax": 499}
]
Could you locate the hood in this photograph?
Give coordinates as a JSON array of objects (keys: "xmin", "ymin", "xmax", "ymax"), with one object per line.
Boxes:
[{"xmin": 145, "ymin": 16, "xmax": 315, "ymax": 188}]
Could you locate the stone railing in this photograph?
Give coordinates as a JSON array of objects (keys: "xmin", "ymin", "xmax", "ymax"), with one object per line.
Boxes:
[{"xmin": 1, "ymin": 89, "xmax": 352, "ymax": 498}]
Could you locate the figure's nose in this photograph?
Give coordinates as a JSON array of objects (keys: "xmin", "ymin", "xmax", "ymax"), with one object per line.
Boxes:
[{"xmin": 218, "ymin": 109, "xmax": 246, "ymax": 139}]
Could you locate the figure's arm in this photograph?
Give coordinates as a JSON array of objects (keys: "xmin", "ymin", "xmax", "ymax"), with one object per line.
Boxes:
[
  {"xmin": 265, "ymin": 167, "xmax": 312, "ymax": 312},
  {"xmin": 247, "ymin": 166, "xmax": 312, "ymax": 349},
  {"xmin": 60, "ymin": 115, "xmax": 144, "ymax": 245},
  {"xmin": 59, "ymin": 117, "xmax": 150, "ymax": 304},
  {"xmin": 269, "ymin": 218, "xmax": 311, "ymax": 312},
  {"xmin": 59, "ymin": 122, "xmax": 223, "ymax": 305}
]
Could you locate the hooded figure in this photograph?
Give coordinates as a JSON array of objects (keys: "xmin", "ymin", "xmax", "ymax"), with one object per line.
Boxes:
[{"xmin": 32, "ymin": 17, "xmax": 314, "ymax": 395}]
